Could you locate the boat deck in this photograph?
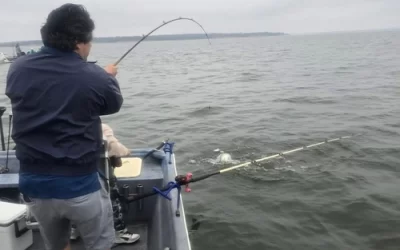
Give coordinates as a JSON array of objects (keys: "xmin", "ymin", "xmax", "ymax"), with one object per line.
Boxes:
[
  {"xmin": 29, "ymin": 223, "xmax": 149, "ymax": 250},
  {"xmin": 0, "ymin": 147, "xmax": 192, "ymax": 250}
]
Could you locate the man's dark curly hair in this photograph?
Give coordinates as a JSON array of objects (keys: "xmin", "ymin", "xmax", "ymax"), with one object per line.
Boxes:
[{"xmin": 40, "ymin": 3, "xmax": 95, "ymax": 52}]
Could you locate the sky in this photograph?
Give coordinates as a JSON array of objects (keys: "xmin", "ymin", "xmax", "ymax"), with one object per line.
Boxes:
[{"xmin": 1, "ymin": 0, "xmax": 399, "ymax": 42}]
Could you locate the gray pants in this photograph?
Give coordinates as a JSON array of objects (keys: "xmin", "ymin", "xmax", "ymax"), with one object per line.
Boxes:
[{"xmin": 23, "ymin": 174, "xmax": 115, "ymax": 250}]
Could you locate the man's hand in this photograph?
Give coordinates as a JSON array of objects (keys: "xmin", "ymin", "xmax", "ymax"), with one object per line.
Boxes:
[{"xmin": 104, "ymin": 64, "xmax": 118, "ymax": 77}]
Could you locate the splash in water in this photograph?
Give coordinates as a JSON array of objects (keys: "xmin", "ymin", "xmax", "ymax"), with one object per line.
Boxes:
[{"xmin": 208, "ymin": 149, "xmax": 240, "ymax": 165}]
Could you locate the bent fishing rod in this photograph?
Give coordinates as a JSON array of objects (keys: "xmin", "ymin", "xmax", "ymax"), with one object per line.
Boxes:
[
  {"xmin": 125, "ymin": 134, "xmax": 361, "ymax": 204},
  {"xmin": 114, "ymin": 17, "xmax": 211, "ymax": 66}
]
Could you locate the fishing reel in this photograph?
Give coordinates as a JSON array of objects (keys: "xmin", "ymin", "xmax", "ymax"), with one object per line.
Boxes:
[
  {"xmin": 109, "ymin": 156, "xmax": 122, "ymax": 168},
  {"xmin": 175, "ymin": 173, "xmax": 192, "ymax": 192}
]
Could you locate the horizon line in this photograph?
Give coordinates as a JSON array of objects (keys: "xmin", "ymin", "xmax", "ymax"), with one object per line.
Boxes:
[
  {"xmin": 0, "ymin": 31, "xmax": 287, "ymax": 46},
  {"xmin": 1, "ymin": 27, "xmax": 399, "ymax": 46}
]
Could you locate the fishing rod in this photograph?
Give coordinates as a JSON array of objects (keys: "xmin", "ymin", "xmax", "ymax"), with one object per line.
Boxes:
[
  {"xmin": 124, "ymin": 134, "xmax": 361, "ymax": 208},
  {"xmin": 114, "ymin": 17, "xmax": 211, "ymax": 66},
  {"xmin": 0, "ymin": 107, "xmax": 6, "ymax": 151},
  {"xmin": 0, "ymin": 112, "xmax": 12, "ymax": 174}
]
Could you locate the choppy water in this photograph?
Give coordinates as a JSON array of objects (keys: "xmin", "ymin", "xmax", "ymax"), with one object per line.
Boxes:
[{"xmin": 1, "ymin": 30, "xmax": 399, "ymax": 250}]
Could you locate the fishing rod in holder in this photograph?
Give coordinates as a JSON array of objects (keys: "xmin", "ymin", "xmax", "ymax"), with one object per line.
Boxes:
[
  {"xmin": 0, "ymin": 111, "xmax": 13, "ymax": 174},
  {"xmin": 122, "ymin": 134, "xmax": 361, "ymax": 216},
  {"xmin": 114, "ymin": 17, "xmax": 211, "ymax": 66},
  {"xmin": 0, "ymin": 107, "xmax": 6, "ymax": 151}
]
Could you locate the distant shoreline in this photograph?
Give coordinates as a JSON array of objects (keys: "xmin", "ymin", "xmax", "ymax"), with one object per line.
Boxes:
[{"xmin": 0, "ymin": 32, "xmax": 287, "ymax": 47}]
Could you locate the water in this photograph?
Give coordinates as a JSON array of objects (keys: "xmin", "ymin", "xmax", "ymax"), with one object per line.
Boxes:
[{"xmin": 1, "ymin": 30, "xmax": 399, "ymax": 250}]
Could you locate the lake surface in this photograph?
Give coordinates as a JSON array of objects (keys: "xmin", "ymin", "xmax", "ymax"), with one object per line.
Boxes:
[{"xmin": 0, "ymin": 30, "xmax": 399, "ymax": 250}]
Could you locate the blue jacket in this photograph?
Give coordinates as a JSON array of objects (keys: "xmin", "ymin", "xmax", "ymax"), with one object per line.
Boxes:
[{"xmin": 6, "ymin": 46, "xmax": 123, "ymax": 177}]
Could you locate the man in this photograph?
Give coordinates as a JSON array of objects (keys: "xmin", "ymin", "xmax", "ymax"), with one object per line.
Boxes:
[
  {"xmin": 6, "ymin": 4, "xmax": 122, "ymax": 250},
  {"xmin": 70, "ymin": 123, "xmax": 140, "ymax": 244}
]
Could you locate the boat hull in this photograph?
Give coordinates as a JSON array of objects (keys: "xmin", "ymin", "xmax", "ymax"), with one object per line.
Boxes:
[{"xmin": 0, "ymin": 147, "xmax": 192, "ymax": 250}]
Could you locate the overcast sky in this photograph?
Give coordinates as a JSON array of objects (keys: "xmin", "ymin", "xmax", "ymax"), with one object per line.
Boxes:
[{"xmin": 1, "ymin": 0, "xmax": 399, "ymax": 42}]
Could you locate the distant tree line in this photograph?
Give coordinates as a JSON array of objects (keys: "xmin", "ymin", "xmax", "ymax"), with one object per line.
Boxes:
[{"xmin": 0, "ymin": 32, "xmax": 287, "ymax": 47}]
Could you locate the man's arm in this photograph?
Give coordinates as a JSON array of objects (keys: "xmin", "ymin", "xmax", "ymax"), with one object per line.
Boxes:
[
  {"xmin": 100, "ymin": 75, "xmax": 123, "ymax": 116},
  {"xmin": 102, "ymin": 123, "xmax": 130, "ymax": 157},
  {"xmin": 88, "ymin": 64, "xmax": 124, "ymax": 116}
]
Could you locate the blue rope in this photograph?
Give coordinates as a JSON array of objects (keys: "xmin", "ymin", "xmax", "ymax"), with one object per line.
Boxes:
[
  {"xmin": 154, "ymin": 141, "xmax": 181, "ymax": 216},
  {"xmin": 152, "ymin": 181, "xmax": 180, "ymax": 201},
  {"xmin": 152, "ymin": 181, "xmax": 182, "ymax": 216},
  {"xmin": 163, "ymin": 141, "xmax": 175, "ymax": 164}
]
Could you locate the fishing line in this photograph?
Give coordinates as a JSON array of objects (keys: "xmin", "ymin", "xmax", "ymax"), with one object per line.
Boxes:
[
  {"xmin": 126, "ymin": 134, "xmax": 362, "ymax": 203},
  {"xmin": 114, "ymin": 17, "xmax": 211, "ymax": 66}
]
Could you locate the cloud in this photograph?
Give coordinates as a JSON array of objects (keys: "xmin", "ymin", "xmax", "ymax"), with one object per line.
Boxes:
[{"xmin": 1, "ymin": 0, "xmax": 399, "ymax": 42}]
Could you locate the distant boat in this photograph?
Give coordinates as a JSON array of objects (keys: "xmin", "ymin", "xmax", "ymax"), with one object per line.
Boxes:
[
  {"xmin": 1, "ymin": 51, "xmax": 97, "ymax": 64},
  {"xmin": 0, "ymin": 52, "xmax": 16, "ymax": 64},
  {"xmin": 0, "ymin": 43, "xmax": 41, "ymax": 64}
]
